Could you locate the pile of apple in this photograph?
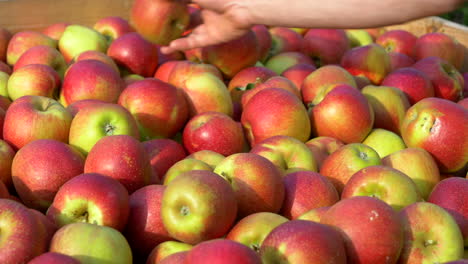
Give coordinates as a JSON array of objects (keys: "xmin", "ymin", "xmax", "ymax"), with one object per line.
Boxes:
[{"xmin": 0, "ymin": 0, "xmax": 467, "ymax": 263}]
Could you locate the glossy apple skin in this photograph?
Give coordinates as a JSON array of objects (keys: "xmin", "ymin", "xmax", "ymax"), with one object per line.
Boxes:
[
  {"xmin": 413, "ymin": 32, "xmax": 465, "ymax": 70},
  {"xmin": 389, "ymin": 52, "xmax": 415, "ymax": 71},
  {"xmin": 93, "ymin": 16, "xmax": 135, "ymax": 42},
  {"xmin": 252, "ymin": 25, "xmax": 272, "ymax": 62},
  {"xmin": 7, "ymin": 64, "xmax": 61, "ymax": 101},
  {"xmin": 268, "ymin": 27, "xmax": 303, "ymax": 57},
  {"xmin": 375, "ymin": 29, "xmax": 417, "ymax": 57},
  {"xmin": 281, "ymin": 63, "xmax": 316, "ymax": 91},
  {"xmin": 42, "ymin": 23, "xmax": 70, "ymax": 41},
  {"xmin": 301, "ymin": 29, "xmax": 350, "ymax": 66},
  {"xmin": 401, "ymin": 97, "xmax": 468, "ymax": 173},
  {"xmin": 13, "ymin": 45, "xmax": 67, "ymax": 78},
  {"xmin": 146, "ymin": 241, "xmax": 193, "ymax": 264},
  {"xmin": 58, "ymin": 25, "xmax": 108, "ymax": 63},
  {"xmin": 73, "ymin": 50, "xmax": 120, "ymax": 75},
  {"xmin": 381, "ymin": 67, "xmax": 434, "ymax": 105},
  {"xmin": 305, "ymin": 136, "xmax": 345, "ymax": 170},
  {"xmin": 228, "ymin": 66, "xmax": 277, "ymax": 104},
  {"xmin": 265, "ymin": 51, "xmax": 313, "ymax": 75},
  {"xmin": 143, "ymin": 139, "xmax": 187, "ymax": 182},
  {"xmin": 241, "ymin": 76, "xmax": 301, "ymax": 109},
  {"xmin": 6, "ymin": 31, "xmax": 56, "ymax": 66}
]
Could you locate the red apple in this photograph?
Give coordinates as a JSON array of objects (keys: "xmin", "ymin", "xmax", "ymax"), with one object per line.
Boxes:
[
  {"xmin": 375, "ymin": 29, "xmax": 417, "ymax": 57},
  {"xmin": 42, "ymin": 23, "xmax": 70, "ymax": 41},
  {"xmin": 7, "ymin": 64, "xmax": 61, "ymax": 101},
  {"xmin": 158, "ymin": 251, "xmax": 188, "ymax": 264},
  {"xmin": 6, "ymin": 31, "xmax": 56, "ymax": 66},
  {"xmin": 301, "ymin": 29, "xmax": 350, "ymax": 66},
  {"xmin": 143, "ymin": 139, "xmax": 187, "ymax": 182},
  {"xmin": 163, "ymin": 158, "xmax": 212, "ymax": 186},
  {"xmin": 73, "ymin": 50, "xmax": 120, "ymax": 75},
  {"xmin": 227, "ymin": 66, "xmax": 277, "ymax": 104},
  {"xmin": 268, "ymin": 27, "xmax": 303, "ymax": 57},
  {"xmin": 252, "ymin": 24, "xmax": 272, "ymax": 62},
  {"xmin": 65, "ymin": 99, "xmax": 106, "ymax": 117},
  {"xmin": 0, "ymin": 139, "xmax": 14, "ymax": 190},
  {"xmin": 389, "ymin": 51, "xmax": 415, "ymax": 71},
  {"xmin": 0, "ymin": 61, "xmax": 11, "ymax": 74},
  {"xmin": 281, "ymin": 63, "xmax": 316, "ymax": 91},
  {"xmin": 305, "ymin": 136, "xmax": 345, "ymax": 171},
  {"xmin": 93, "ymin": 16, "xmax": 135, "ymax": 42},
  {"xmin": 146, "ymin": 241, "xmax": 193, "ymax": 264},
  {"xmin": 241, "ymin": 76, "xmax": 301, "ymax": 109},
  {"xmin": 13, "ymin": 45, "xmax": 67, "ymax": 78},
  {"xmin": 28, "ymin": 252, "xmax": 80, "ymax": 264},
  {"xmin": 413, "ymin": 32, "xmax": 465, "ymax": 70},
  {"xmin": 154, "ymin": 60, "xmax": 180, "ymax": 82},
  {"xmin": 185, "ymin": 239, "xmax": 261, "ymax": 264}
]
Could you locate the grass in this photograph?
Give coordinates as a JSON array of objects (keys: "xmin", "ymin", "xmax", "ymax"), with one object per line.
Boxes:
[{"xmin": 440, "ymin": 3, "xmax": 468, "ymax": 26}]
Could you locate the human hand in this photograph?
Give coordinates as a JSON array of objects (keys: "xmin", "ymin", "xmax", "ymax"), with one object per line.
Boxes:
[{"xmin": 160, "ymin": 0, "xmax": 253, "ymax": 54}]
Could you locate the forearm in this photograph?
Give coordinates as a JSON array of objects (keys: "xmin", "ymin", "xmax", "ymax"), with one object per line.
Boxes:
[{"xmin": 243, "ymin": 0, "xmax": 464, "ymax": 28}]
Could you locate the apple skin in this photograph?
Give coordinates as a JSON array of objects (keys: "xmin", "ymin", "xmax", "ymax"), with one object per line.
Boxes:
[
  {"xmin": 6, "ymin": 31, "xmax": 57, "ymax": 66},
  {"xmin": 413, "ymin": 32, "xmax": 465, "ymax": 70},
  {"xmin": 163, "ymin": 158, "xmax": 213, "ymax": 185},
  {"xmin": 321, "ymin": 196, "xmax": 404, "ymax": 264},
  {"xmin": 154, "ymin": 60, "xmax": 181, "ymax": 83},
  {"xmin": 265, "ymin": 51, "xmax": 313, "ymax": 75},
  {"xmin": 143, "ymin": 139, "xmax": 187, "ymax": 182},
  {"xmin": 11, "ymin": 139, "xmax": 85, "ymax": 211},
  {"xmin": 310, "ymin": 84, "xmax": 374, "ymax": 144},
  {"xmin": 252, "ymin": 24, "xmax": 273, "ymax": 62},
  {"xmin": 411, "ymin": 56, "xmax": 464, "ymax": 102},
  {"xmin": 320, "ymin": 143, "xmax": 382, "ymax": 194},
  {"xmin": 186, "ymin": 150, "xmax": 226, "ymax": 168},
  {"xmin": 93, "ymin": 16, "xmax": 135, "ymax": 42},
  {"xmin": 268, "ymin": 27, "xmax": 303, "ymax": 57},
  {"xmin": 361, "ymin": 85, "xmax": 410, "ymax": 134},
  {"xmin": 0, "ymin": 199, "xmax": 49, "ymax": 263},
  {"xmin": 66, "ymin": 99, "xmax": 106, "ymax": 117},
  {"xmin": 185, "ymin": 239, "xmax": 261, "ymax": 264},
  {"xmin": 305, "ymin": 136, "xmax": 345, "ymax": 171},
  {"xmin": 73, "ymin": 50, "xmax": 120, "ymax": 75},
  {"xmin": 226, "ymin": 212, "xmax": 288, "ymax": 252},
  {"xmin": 108, "ymin": 32, "xmax": 159, "ymax": 77},
  {"xmin": 146, "ymin": 241, "xmax": 193, "ymax": 264},
  {"xmin": 375, "ymin": 29, "xmax": 417, "ymax": 57},
  {"xmin": 0, "ymin": 61, "xmax": 11, "ymax": 75},
  {"xmin": 281, "ymin": 63, "xmax": 316, "ymax": 90},
  {"xmin": 0, "ymin": 28, "xmax": 12, "ymax": 62},
  {"xmin": 158, "ymin": 251, "xmax": 188, "ymax": 264},
  {"xmin": 166, "ymin": 60, "xmax": 223, "ymax": 90},
  {"xmin": 183, "ymin": 111, "xmax": 246, "ymax": 156},
  {"xmin": 260, "ymin": 220, "xmax": 347, "ymax": 264},
  {"xmin": 382, "ymin": 147, "xmax": 440, "ymax": 200},
  {"xmin": 389, "ymin": 52, "xmax": 415, "ymax": 71},
  {"xmin": 49, "ymin": 222, "xmax": 133, "ymax": 264},
  {"xmin": 459, "ymin": 98, "xmax": 468, "ymax": 109},
  {"xmin": 118, "ymin": 78, "xmax": 189, "ymax": 140},
  {"xmin": 84, "ymin": 135, "xmax": 155, "ymax": 193},
  {"xmin": 58, "ymin": 25, "xmax": 108, "ymax": 63},
  {"xmin": 301, "ymin": 29, "xmax": 350, "ymax": 66},
  {"xmin": 345, "ymin": 29, "xmax": 374, "ymax": 48},
  {"xmin": 0, "ymin": 139, "xmax": 14, "ymax": 190},
  {"xmin": 42, "ymin": 23, "xmax": 70, "ymax": 41},
  {"xmin": 0, "ymin": 94, "xmax": 10, "ymax": 110},
  {"xmin": 280, "ymin": 170, "xmax": 339, "ymax": 219},
  {"xmin": 61, "ymin": 59, "xmax": 124, "ymax": 106},
  {"xmin": 3, "ymin": 95, "xmax": 72, "ymax": 150},
  {"xmin": 7, "ymin": 64, "xmax": 61, "ymax": 101},
  {"xmin": 130, "ymin": 0, "xmax": 190, "ymax": 46},
  {"xmin": 381, "ymin": 67, "xmax": 435, "ymax": 105},
  {"xmin": 161, "ymin": 170, "xmax": 238, "ymax": 245},
  {"xmin": 362, "ymin": 128, "xmax": 407, "ymax": 158},
  {"xmin": 242, "ymin": 88, "xmax": 311, "ymax": 146},
  {"xmin": 213, "ymin": 152, "xmax": 285, "ymax": 217},
  {"xmin": 0, "ymin": 180, "xmax": 8, "ymax": 199},
  {"xmin": 241, "ymin": 76, "xmax": 301, "ymax": 109},
  {"xmin": 398, "ymin": 202, "xmax": 464, "ymax": 263},
  {"xmin": 125, "ymin": 184, "xmax": 173, "ymax": 258},
  {"xmin": 297, "ymin": 206, "xmax": 330, "ymax": 222},
  {"xmin": 428, "ymin": 177, "xmax": 468, "ymax": 246},
  {"xmin": 400, "ymin": 97, "xmax": 468, "ymax": 173},
  {"xmin": 28, "ymin": 252, "xmax": 80, "ymax": 264},
  {"xmin": 228, "ymin": 66, "xmax": 277, "ymax": 104},
  {"xmin": 13, "ymin": 45, "xmax": 67, "ymax": 78},
  {"xmin": 68, "ymin": 102, "xmax": 140, "ymax": 155}
]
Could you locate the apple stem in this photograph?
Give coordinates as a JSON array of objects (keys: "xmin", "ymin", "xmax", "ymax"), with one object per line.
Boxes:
[
  {"xmin": 359, "ymin": 151, "xmax": 368, "ymax": 160},
  {"xmin": 104, "ymin": 124, "xmax": 116, "ymax": 135},
  {"xmin": 423, "ymin": 239, "xmax": 437, "ymax": 247},
  {"xmin": 251, "ymin": 244, "xmax": 260, "ymax": 252},
  {"xmin": 180, "ymin": 206, "xmax": 190, "ymax": 216}
]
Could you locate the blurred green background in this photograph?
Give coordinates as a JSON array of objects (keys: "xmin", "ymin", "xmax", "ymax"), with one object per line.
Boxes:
[{"xmin": 440, "ymin": 3, "xmax": 468, "ymax": 25}]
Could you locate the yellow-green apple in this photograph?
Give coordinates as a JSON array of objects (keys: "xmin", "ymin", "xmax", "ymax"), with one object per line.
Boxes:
[
  {"xmin": 50, "ymin": 222, "xmax": 132, "ymax": 264},
  {"xmin": 305, "ymin": 136, "xmax": 344, "ymax": 171},
  {"xmin": 68, "ymin": 102, "xmax": 139, "ymax": 154},
  {"xmin": 154, "ymin": 60, "xmax": 180, "ymax": 82},
  {"xmin": 84, "ymin": 135, "xmax": 155, "ymax": 192},
  {"xmin": 252, "ymin": 24, "xmax": 272, "ymax": 62},
  {"xmin": 297, "ymin": 206, "xmax": 330, "ymax": 222},
  {"xmin": 0, "ymin": 61, "xmax": 11, "ymax": 74},
  {"xmin": 107, "ymin": 32, "xmax": 159, "ymax": 77},
  {"xmin": 381, "ymin": 67, "xmax": 434, "ymax": 105},
  {"xmin": 250, "ymin": 135, "xmax": 317, "ymax": 173},
  {"xmin": 186, "ymin": 150, "xmax": 225, "ymax": 168},
  {"xmin": 310, "ymin": 84, "xmax": 374, "ymax": 143},
  {"xmin": 227, "ymin": 66, "xmax": 277, "ymax": 106},
  {"xmin": 398, "ymin": 202, "xmax": 464, "ymax": 263},
  {"xmin": 143, "ymin": 139, "xmax": 187, "ymax": 182},
  {"xmin": 0, "ymin": 71, "xmax": 9, "ymax": 99},
  {"xmin": 13, "ymin": 45, "xmax": 67, "ymax": 78},
  {"xmin": 361, "ymin": 84, "xmax": 410, "ymax": 134},
  {"xmin": 428, "ymin": 177, "xmax": 468, "ymax": 246},
  {"xmin": 265, "ymin": 51, "xmax": 313, "ymax": 75},
  {"xmin": 58, "ymin": 25, "xmax": 108, "ymax": 63},
  {"xmin": 345, "ymin": 29, "xmax": 374, "ymax": 48},
  {"xmin": 185, "ymin": 239, "xmax": 261, "ymax": 264},
  {"xmin": 401, "ymin": 97, "xmax": 468, "ymax": 173},
  {"xmin": 7, "ymin": 64, "xmax": 61, "ymax": 101},
  {"xmin": 146, "ymin": 241, "xmax": 193, "ymax": 264},
  {"xmin": 161, "ymin": 170, "xmax": 238, "ymax": 244},
  {"xmin": 445, "ymin": 260, "xmax": 468, "ymax": 264},
  {"xmin": 0, "ymin": 199, "xmax": 49, "ymax": 263},
  {"xmin": 301, "ymin": 29, "xmax": 350, "ymax": 66},
  {"xmin": 66, "ymin": 99, "xmax": 106, "ymax": 117},
  {"xmin": 93, "ymin": 16, "xmax": 135, "ymax": 43},
  {"xmin": 320, "ymin": 143, "xmax": 381, "ymax": 193},
  {"xmin": 389, "ymin": 52, "xmax": 415, "ymax": 71},
  {"xmin": 73, "ymin": 50, "xmax": 120, "ymax": 75},
  {"xmin": 46, "ymin": 172, "xmax": 129, "ymax": 231},
  {"xmin": 362, "ymin": 128, "xmax": 406, "ymax": 158},
  {"xmin": 260, "ymin": 220, "xmax": 347, "ymax": 264},
  {"xmin": 163, "ymin": 158, "xmax": 213, "ymax": 185},
  {"xmin": 281, "ymin": 63, "xmax": 316, "ymax": 91},
  {"xmin": 11, "ymin": 139, "xmax": 85, "ymax": 211},
  {"xmin": 60, "ymin": 60, "xmax": 124, "ymax": 106},
  {"xmin": 130, "ymin": 0, "xmax": 189, "ymax": 46},
  {"xmin": 322, "ymin": 196, "xmax": 404, "ymax": 263},
  {"xmin": 341, "ymin": 165, "xmax": 421, "ymax": 211},
  {"xmin": 301, "ymin": 64, "xmax": 357, "ymax": 106},
  {"xmin": 213, "ymin": 153, "xmax": 284, "ymax": 217},
  {"xmin": 241, "ymin": 76, "xmax": 301, "ymax": 109},
  {"xmin": 242, "ymin": 88, "xmax": 311, "ymax": 146},
  {"xmin": 3, "ymin": 95, "xmax": 72, "ymax": 150},
  {"xmin": 280, "ymin": 170, "xmax": 339, "ymax": 219},
  {"xmin": 0, "ymin": 140, "xmax": 14, "ymax": 189},
  {"xmin": 125, "ymin": 184, "xmax": 172, "ymax": 258},
  {"xmin": 341, "ymin": 43, "xmax": 392, "ymax": 85},
  {"xmin": 413, "ymin": 32, "xmax": 465, "ymax": 70},
  {"xmin": 226, "ymin": 212, "xmax": 288, "ymax": 252},
  {"xmin": 42, "ymin": 23, "xmax": 70, "ymax": 41},
  {"xmin": 382, "ymin": 147, "xmax": 440, "ymax": 200},
  {"xmin": 268, "ymin": 27, "xmax": 303, "ymax": 57},
  {"xmin": 375, "ymin": 29, "xmax": 417, "ymax": 57},
  {"xmin": 411, "ymin": 57, "xmax": 464, "ymax": 102},
  {"xmin": 0, "ymin": 28, "xmax": 11, "ymax": 62},
  {"xmin": 6, "ymin": 31, "xmax": 56, "ymax": 66},
  {"xmin": 28, "ymin": 252, "xmax": 80, "ymax": 264},
  {"xmin": 183, "ymin": 111, "xmax": 246, "ymax": 156},
  {"xmin": 118, "ymin": 78, "xmax": 188, "ymax": 140},
  {"xmin": 290, "ymin": 27, "xmax": 309, "ymax": 36}
]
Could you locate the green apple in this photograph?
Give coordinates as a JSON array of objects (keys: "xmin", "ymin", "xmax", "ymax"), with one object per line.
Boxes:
[
  {"xmin": 345, "ymin": 29, "xmax": 374, "ymax": 47},
  {"xmin": 362, "ymin": 128, "xmax": 406, "ymax": 158},
  {"xmin": 58, "ymin": 25, "xmax": 108, "ymax": 63},
  {"xmin": 186, "ymin": 150, "xmax": 226, "ymax": 169},
  {"xmin": 0, "ymin": 71, "xmax": 8, "ymax": 98}
]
